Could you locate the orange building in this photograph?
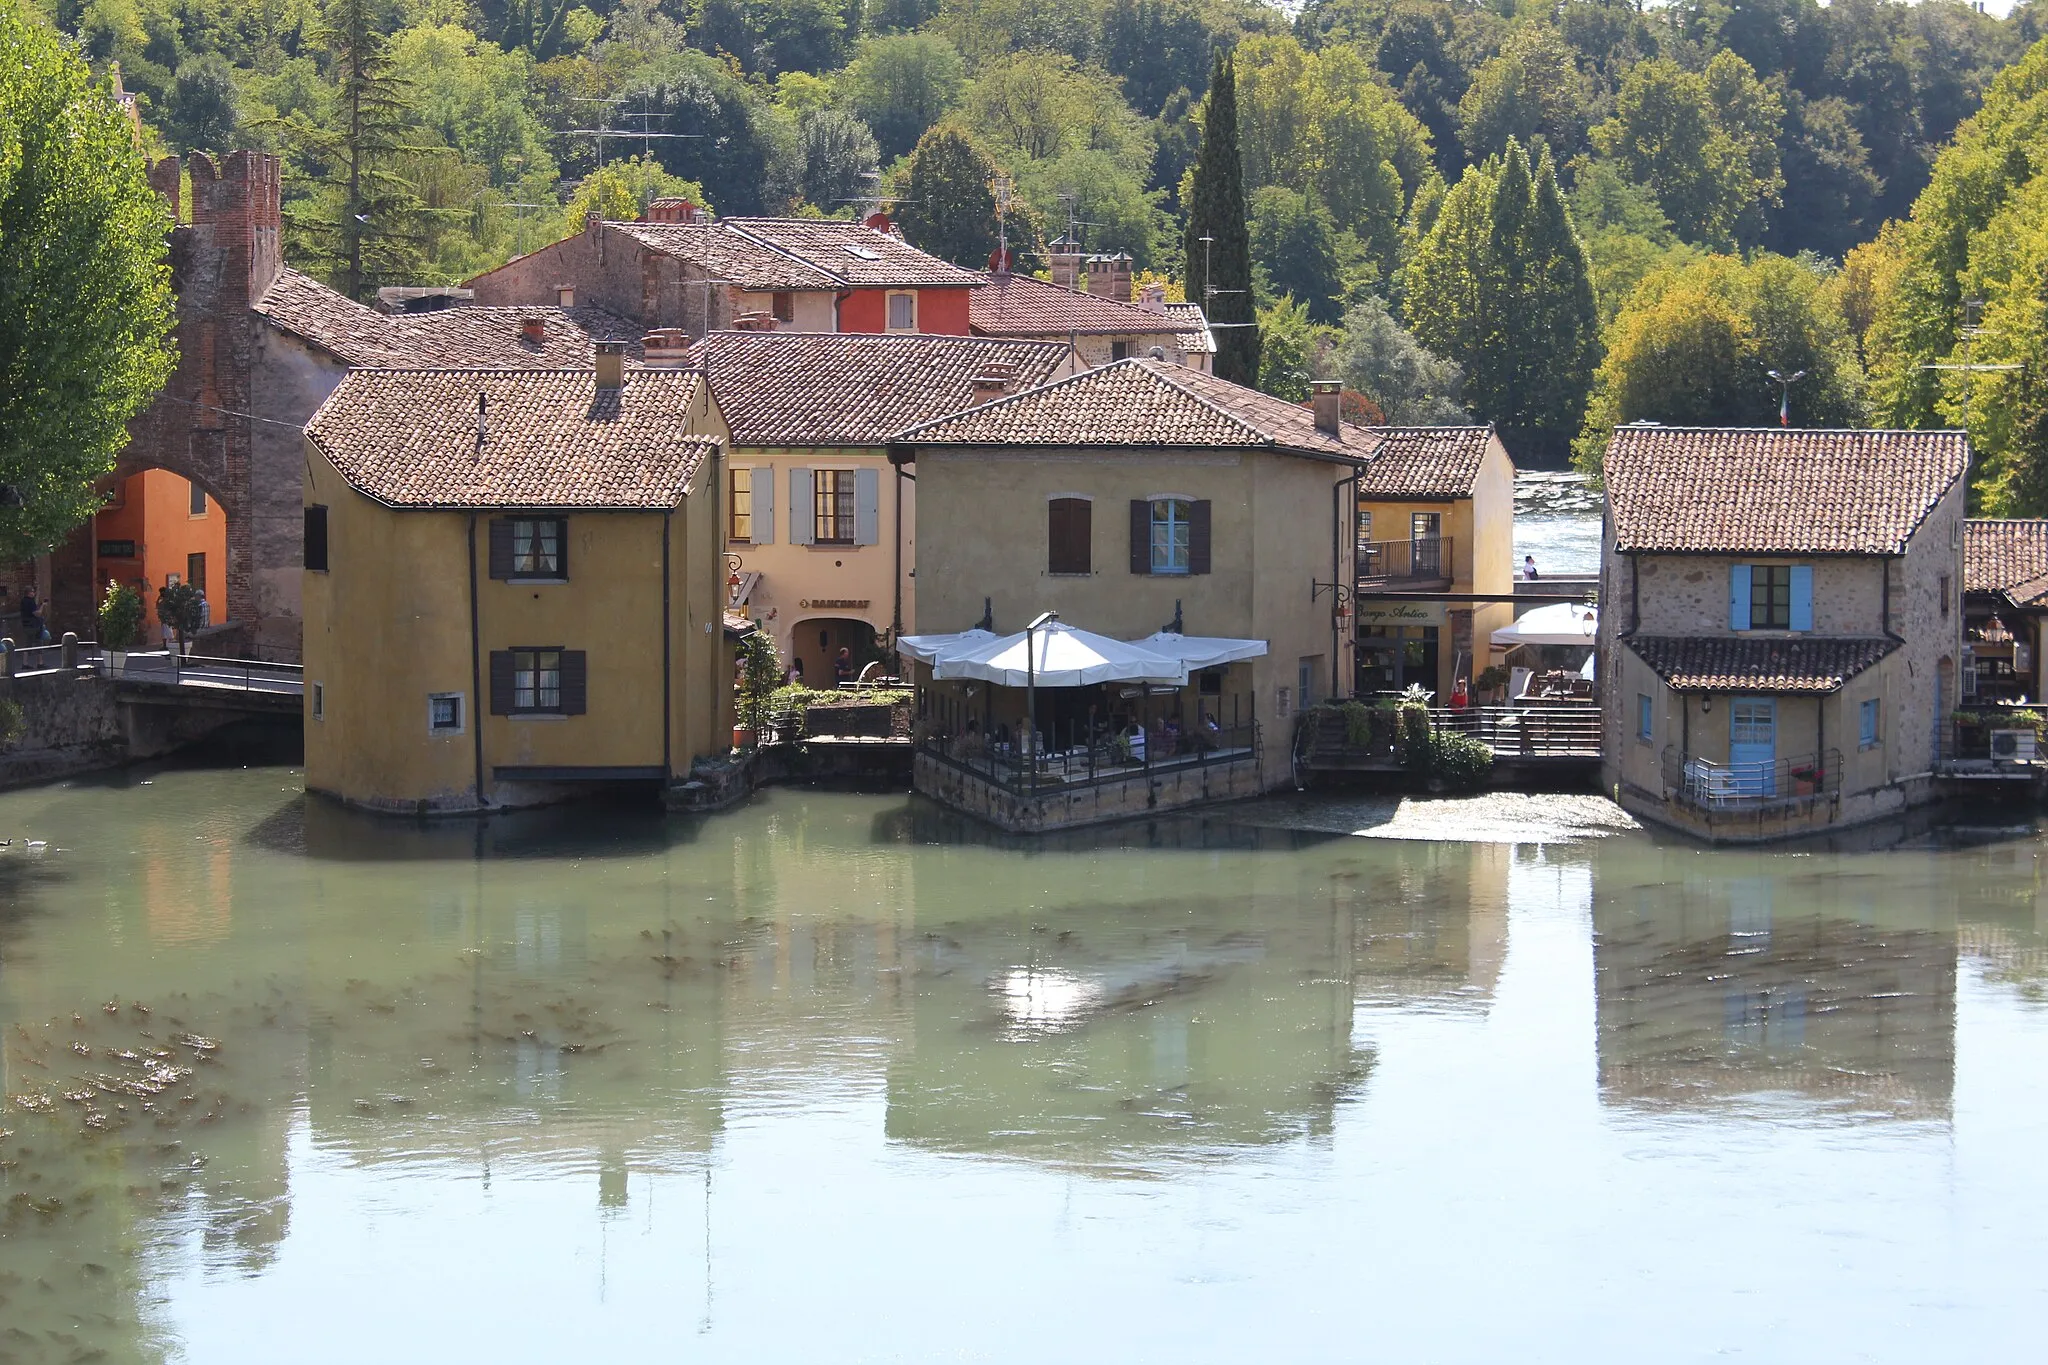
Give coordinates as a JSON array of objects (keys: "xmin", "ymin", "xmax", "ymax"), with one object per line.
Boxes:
[{"xmin": 92, "ymin": 469, "xmax": 228, "ymax": 632}]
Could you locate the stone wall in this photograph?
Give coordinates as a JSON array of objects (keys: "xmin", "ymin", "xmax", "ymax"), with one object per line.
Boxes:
[
  {"xmin": 0, "ymin": 669, "xmax": 289, "ymax": 790},
  {"xmin": 913, "ymin": 751, "xmax": 1268, "ymax": 833}
]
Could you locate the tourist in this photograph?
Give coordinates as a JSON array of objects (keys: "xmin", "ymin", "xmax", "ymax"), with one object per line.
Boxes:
[
  {"xmin": 17, "ymin": 587, "xmax": 45, "ymax": 644},
  {"xmin": 1523, "ymin": 554, "xmax": 1540, "ymax": 580},
  {"xmin": 833, "ymin": 646, "xmax": 855, "ymax": 686}
]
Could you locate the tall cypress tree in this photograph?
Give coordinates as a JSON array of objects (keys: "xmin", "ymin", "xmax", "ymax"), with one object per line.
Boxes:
[
  {"xmin": 1184, "ymin": 50, "xmax": 1258, "ymax": 387},
  {"xmin": 1521, "ymin": 145, "xmax": 1599, "ymax": 458}
]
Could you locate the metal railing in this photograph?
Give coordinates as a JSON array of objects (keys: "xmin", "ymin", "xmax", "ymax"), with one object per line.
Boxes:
[
  {"xmin": 917, "ymin": 688, "xmax": 1260, "ymax": 796},
  {"xmin": 1357, "ymin": 536, "xmax": 1453, "ymax": 586},
  {"xmin": 2, "ymin": 639, "xmax": 96, "ymax": 675},
  {"xmin": 1431, "ymin": 704, "xmax": 1602, "ymax": 757},
  {"xmin": 1661, "ymin": 746, "xmax": 1841, "ymax": 811},
  {"xmin": 1938, "ymin": 708, "xmax": 2047, "ymax": 764},
  {"xmin": 105, "ymin": 650, "xmax": 304, "ymax": 693}
]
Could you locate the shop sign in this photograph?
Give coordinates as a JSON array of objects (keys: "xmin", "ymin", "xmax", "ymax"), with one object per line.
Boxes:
[
  {"xmin": 800, "ymin": 599, "xmax": 871, "ymax": 610},
  {"xmin": 1356, "ymin": 600, "xmax": 1446, "ymax": 628}
]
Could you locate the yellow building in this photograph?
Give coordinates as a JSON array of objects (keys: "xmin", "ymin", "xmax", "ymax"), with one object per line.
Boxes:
[
  {"xmin": 301, "ymin": 347, "xmax": 735, "ymax": 812},
  {"xmin": 1351, "ymin": 426, "xmax": 1517, "ymax": 699},
  {"xmin": 892, "ymin": 362, "xmax": 1367, "ymax": 830},
  {"xmin": 691, "ymin": 330, "xmax": 1073, "ymax": 674}
]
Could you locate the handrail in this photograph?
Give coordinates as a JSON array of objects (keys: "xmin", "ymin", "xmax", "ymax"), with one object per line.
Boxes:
[
  {"xmin": 1356, "ymin": 535, "xmax": 1454, "ymax": 585},
  {"xmin": 1660, "ymin": 745, "xmax": 1842, "ymax": 810}
]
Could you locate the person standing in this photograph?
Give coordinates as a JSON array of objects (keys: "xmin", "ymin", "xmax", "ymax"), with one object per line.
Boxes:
[
  {"xmin": 17, "ymin": 587, "xmax": 45, "ymax": 644},
  {"xmin": 833, "ymin": 646, "xmax": 855, "ymax": 687},
  {"xmin": 1523, "ymin": 555, "xmax": 1540, "ymax": 580}
]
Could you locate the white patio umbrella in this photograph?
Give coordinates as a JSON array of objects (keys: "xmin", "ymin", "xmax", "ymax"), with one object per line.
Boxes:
[
  {"xmin": 933, "ymin": 620, "xmax": 1188, "ymax": 687},
  {"xmin": 1131, "ymin": 632, "xmax": 1269, "ymax": 669},
  {"xmin": 897, "ymin": 628, "xmax": 997, "ymax": 664},
  {"xmin": 1491, "ymin": 602, "xmax": 1599, "ymax": 648}
]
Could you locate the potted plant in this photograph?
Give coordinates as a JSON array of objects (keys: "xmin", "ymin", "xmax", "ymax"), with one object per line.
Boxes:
[
  {"xmin": 97, "ymin": 580, "xmax": 143, "ymax": 672},
  {"xmin": 156, "ymin": 580, "xmax": 205, "ymax": 657},
  {"xmin": 733, "ymin": 631, "xmax": 781, "ymax": 748},
  {"xmin": 1475, "ymin": 665, "xmax": 1511, "ymax": 704}
]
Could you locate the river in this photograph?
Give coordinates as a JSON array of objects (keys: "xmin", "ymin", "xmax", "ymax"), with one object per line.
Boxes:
[
  {"xmin": 1515, "ymin": 469, "xmax": 1603, "ymax": 578},
  {"xmin": 4, "ymin": 766, "xmax": 2047, "ymax": 1361}
]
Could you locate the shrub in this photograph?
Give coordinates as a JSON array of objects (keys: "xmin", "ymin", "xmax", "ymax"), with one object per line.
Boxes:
[
  {"xmin": 1427, "ymin": 731, "xmax": 1494, "ymax": 791},
  {"xmin": 1397, "ymin": 700, "xmax": 1432, "ymax": 768},
  {"xmin": 0, "ymin": 697, "xmax": 21, "ymax": 749},
  {"xmin": 734, "ymin": 631, "xmax": 782, "ymax": 730},
  {"xmin": 1339, "ymin": 699, "xmax": 1374, "ymax": 747},
  {"xmin": 97, "ymin": 580, "xmax": 144, "ymax": 650}
]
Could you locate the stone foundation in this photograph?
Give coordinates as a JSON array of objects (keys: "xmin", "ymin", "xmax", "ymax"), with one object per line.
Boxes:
[{"xmin": 913, "ymin": 751, "xmax": 1269, "ymax": 833}]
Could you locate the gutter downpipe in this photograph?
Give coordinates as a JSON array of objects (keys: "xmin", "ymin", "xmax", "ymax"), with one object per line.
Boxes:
[
  {"xmin": 467, "ymin": 513, "xmax": 488, "ymax": 808},
  {"xmin": 662, "ymin": 507, "xmax": 673, "ymax": 779},
  {"xmin": 1333, "ymin": 463, "xmax": 1364, "ymax": 700}
]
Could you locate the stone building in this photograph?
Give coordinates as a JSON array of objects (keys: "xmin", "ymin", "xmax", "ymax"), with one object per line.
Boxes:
[
  {"xmin": 1599, "ymin": 427, "xmax": 1968, "ymax": 842},
  {"xmin": 968, "ymin": 252, "xmax": 1210, "ymax": 370},
  {"xmin": 38, "ymin": 150, "xmax": 643, "ymax": 660},
  {"xmin": 463, "ymin": 205, "xmax": 985, "ymax": 338}
]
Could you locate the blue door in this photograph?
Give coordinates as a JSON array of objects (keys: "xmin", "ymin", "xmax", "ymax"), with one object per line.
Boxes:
[{"xmin": 1729, "ymin": 698, "xmax": 1777, "ymax": 796}]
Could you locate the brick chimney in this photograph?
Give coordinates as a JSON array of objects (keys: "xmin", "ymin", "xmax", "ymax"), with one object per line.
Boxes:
[
  {"xmin": 520, "ymin": 316, "xmax": 547, "ymax": 344},
  {"xmin": 1085, "ymin": 253, "xmax": 1133, "ymax": 303},
  {"xmin": 1139, "ymin": 282, "xmax": 1167, "ymax": 314},
  {"xmin": 1049, "ymin": 238, "xmax": 1082, "ymax": 292},
  {"xmin": 1310, "ymin": 379, "xmax": 1343, "ymax": 437},
  {"xmin": 594, "ymin": 340, "xmax": 627, "ymax": 391},
  {"xmin": 641, "ymin": 328, "xmax": 692, "ymax": 366},
  {"xmin": 643, "ymin": 197, "xmax": 701, "ymax": 224},
  {"xmin": 732, "ymin": 311, "xmax": 779, "ymax": 331},
  {"xmin": 969, "ymin": 364, "xmax": 1016, "ymax": 406}
]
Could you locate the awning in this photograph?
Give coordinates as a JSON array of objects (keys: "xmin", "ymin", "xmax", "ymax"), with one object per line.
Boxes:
[
  {"xmin": 897, "ymin": 628, "xmax": 998, "ymax": 664},
  {"xmin": 932, "ymin": 621, "xmax": 1187, "ymax": 687},
  {"xmin": 1131, "ymin": 632, "xmax": 1269, "ymax": 669},
  {"xmin": 1492, "ymin": 602, "xmax": 1598, "ymax": 648}
]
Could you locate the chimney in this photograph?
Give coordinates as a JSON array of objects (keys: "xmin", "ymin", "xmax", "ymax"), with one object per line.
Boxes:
[
  {"xmin": 585, "ymin": 212, "xmax": 601, "ymax": 238},
  {"xmin": 969, "ymin": 364, "xmax": 1016, "ymax": 407},
  {"xmin": 641, "ymin": 328, "xmax": 692, "ymax": 366},
  {"xmin": 1049, "ymin": 237, "xmax": 1082, "ymax": 292},
  {"xmin": 594, "ymin": 340, "xmax": 626, "ymax": 391},
  {"xmin": 643, "ymin": 197, "xmax": 700, "ymax": 224},
  {"xmin": 1139, "ymin": 282, "xmax": 1167, "ymax": 314},
  {"xmin": 732, "ymin": 311, "xmax": 778, "ymax": 331},
  {"xmin": 1310, "ymin": 379, "xmax": 1343, "ymax": 437},
  {"xmin": 1086, "ymin": 253, "xmax": 1133, "ymax": 302},
  {"xmin": 520, "ymin": 316, "xmax": 547, "ymax": 344},
  {"xmin": 555, "ymin": 284, "xmax": 575, "ymax": 308}
]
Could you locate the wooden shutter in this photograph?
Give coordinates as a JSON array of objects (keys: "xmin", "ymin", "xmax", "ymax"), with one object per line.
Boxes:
[
  {"xmin": 1129, "ymin": 499, "xmax": 1150, "ymax": 574},
  {"xmin": 1729, "ymin": 564, "xmax": 1751, "ymax": 630},
  {"xmin": 854, "ymin": 467, "xmax": 881, "ymax": 545},
  {"xmin": 1049, "ymin": 498, "xmax": 1091, "ymax": 574},
  {"xmin": 553, "ymin": 518, "xmax": 569, "ymax": 580},
  {"xmin": 1189, "ymin": 499, "xmax": 1212, "ymax": 575},
  {"xmin": 488, "ymin": 650, "xmax": 514, "ymax": 714},
  {"xmin": 790, "ymin": 468, "xmax": 815, "ymax": 545},
  {"xmin": 303, "ymin": 506, "xmax": 328, "ymax": 571},
  {"xmin": 488, "ymin": 518, "xmax": 515, "ymax": 578},
  {"xmin": 753, "ymin": 465, "xmax": 775, "ymax": 544},
  {"xmin": 560, "ymin": 650, "xmax": 588, "ymax": 715},
  {"xmin": 1789, "ymin": 564, "xmax": 1814, "ymax": 631}
]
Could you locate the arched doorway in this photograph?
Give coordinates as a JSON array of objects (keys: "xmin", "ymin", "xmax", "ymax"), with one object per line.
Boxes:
[{"xmin": 787, "ymin": 616, "xmax": 880, "ymax": 687}]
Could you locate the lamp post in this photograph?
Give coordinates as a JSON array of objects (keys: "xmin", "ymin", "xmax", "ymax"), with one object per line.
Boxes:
[
  {"xmin": 1766, "ymin": 368, "xmax": 1806, "ymax": 427},
  {"xmin": 1024, "ymin": 610, "xmax": 1057, "ymax": 791}
]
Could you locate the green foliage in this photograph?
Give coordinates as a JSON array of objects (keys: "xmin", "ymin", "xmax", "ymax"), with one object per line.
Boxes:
[
  {"xmin": 1184, "ymin": 47, "xmax": 1256, "ymax": 386},
  {"xmin": 1334, "ymin": 295, "xmax": 1469, "ymax": 424},
  {"xmin": 1457, "ymin": 21, "xmax": 1586, "ymax": 164},
  {"xmin": 97, "ymin": 580, "xmax": 144, "ymax": 650},
  {"xmin": 1338, "ymin": 699, "xmax": 1373, "ymax": 747},
  {"xmin": 838, "ymin": 32, "xmax": 964, "ymax": 161},
  {"xmin": 0, "ymin": 695, "xmax": 22, "ymax": 749},
  {"xmin": 1253, "ymin": 296, "xmax": 1334, "ymax": 403},
  {"xmin": 0, "ymin": 7, "xmax": 175, "ymax": 562},
  {"xmin": 735, "ymin": 631, "xmax": 782, "ymax": 731},
  {"xmin": 1248, "ymin": 186, "xmax": 1344, "ymax": 322},
  {"xmin": 155, "ymin": 580, "xmax": 205, "ymax": 644},
  {"xmin": 1396, "ymin": 698, "xmax": 1431, "ymax": 769},
  {"xmin": 164, "ymin": 53, "xmax": 240, "ymax": 154},
  {"xmin": 1577, "ymin": 251, "xmax": 1868, "ymax": 475},
  {"xmin": 1426, "ymin": 730, "xmax": 1493, "ymax": 791},
  {"xmin": 1406, "ymin": 140, "xmax": 1596, "ymax": 461},
  {"xmin": 1589, "ymin": 52, "xmax": 1782, "ymax": 251},
  {"xmin": 562, "ymin": 157, "xmax": 711, "ymax": 231},
  {"xmin": 617, "ymin": 51, "xmax": 804, "ymax": 217},
  {"xmin": 894, "ymin": 123, "xmax": 1001, "ymax": 267},
  {"xmin": 798, "ymin": 107, "xmax": 880, "ymax": 211}
]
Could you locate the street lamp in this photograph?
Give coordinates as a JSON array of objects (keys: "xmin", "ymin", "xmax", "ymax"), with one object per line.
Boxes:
[
  {"xmin": 1024, "ymin": 610, "xmax": 1057, "ymax": 791},
  {"xmin": 1766, "ymin": 368, "xmax": 1807, "ymax": 427}
]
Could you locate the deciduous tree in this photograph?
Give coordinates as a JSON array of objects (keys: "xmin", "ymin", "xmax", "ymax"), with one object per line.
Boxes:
[{"xmin": 895, "ymin": 124, "xmax": 1002, "ymax": 268}]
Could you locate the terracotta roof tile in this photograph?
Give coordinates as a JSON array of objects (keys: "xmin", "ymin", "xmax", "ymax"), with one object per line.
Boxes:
[
  {"xmin": 1965, "ymin": 520, "xmax": 2048, "ymax": 603},
  {"xmin": 307, "ymin": 369, "xmax": 715, "ymax": 509},
  {"xmin": 895, "ymin": 358, "xmax": 1367, "ymax": 460},
  {"xmin": 1605, "ymin": 427, "xmax": 1968, "ymax": 556},
  {"xmin": 700, "ymin": 332, "xmax": 1070, "ymax": 447},
  {"xmin": 1163, "ymin": 301, "xmax": 1215, "ymax": 354},
  {"xmin": 607, "ymin": 221, "xmax": 843, "ymax": 290},
  {"xmin": 1627, "ymin": 635, "xmax": 1898, "ymax": 694},
  {"xmin": 722, "ymin": 218, "xmax": 985, "ymax": 288},
  {"xmin": 1356, "ymin": 426, "xmax": 1498, "ymax": 498},
  {"xmin": 255, "ymin": 269, "xmax": 644, "ymax": 368},
  {"xmin": 970, "ymin": 274, "xmax": 1185, "ymax": 336}
]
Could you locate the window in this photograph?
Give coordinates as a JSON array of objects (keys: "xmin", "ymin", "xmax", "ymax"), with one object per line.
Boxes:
[
  {"xmin": 429, "ymin": 692, "xmax": 465, "ymax": 736},
  {"xmin": 1638, "ymin": 693, "xmax": 1654, "ymax": 743},
  {"xmin": 1111, "ymin": 340, "xmax": 1130, "ymax": 362},
  {"xmin": 491, "ymin": 649, "xmax": 587, "ymax": 715},
  {"xmin": 1150, "ymin": 498, "xmax": 1192, "ymax": 575},
  {"xmin": 729, "ymin": 467, "xmax": 753, "ymax": 543},
  {"xmin": 186, "ymin": 553, "xmax": 206, "ymax": 597},
  {"xmin": 98, "ymin": 540, "xmax": 137, "ymax": 560},
  {"xmin": 304, "ymin": 506, "xmax": 328, "ymax": 571},
  {"xmin": 886, "ymin": 292, "xmax": 915, "ymax": 331},
  {"xmin": 311, "ymin": 681, "xmax": 324, "ymax": 721},
  {"xmin": 771, "ymin": 291, "xmax": 794, "ymax": 323},
  {"xmin": 1047, "ymin": 497, "xmax": 1091, "ymax": 574},
  {"xmin": 814, "ymin": 470, "xmax": 855, "ymax": 544},
  {"xmin": 1940, "ymin": 574, "xmax": 1952, "ymax": 619},
  {"xmin": 489, "ymin": 517, "xmax": 568, "ymax": 580},
  {"xmin": 1750, "ymin": 565, "xmax": 1793, "ymax": 629},
  {"xmin": 1411, "ymin": 512, "xmax": 1441, "ymax": 543},
  {"xmin": 1356, "ymin": 510, "xmax": 1372, "ymax": 542},
  {"xmin": 1860, "ymin": 697, "xmax": 1880, "ymax": 748},
  {"xmin": 189, "ymin": 479, "xmax": 207, "ymax": 517}
]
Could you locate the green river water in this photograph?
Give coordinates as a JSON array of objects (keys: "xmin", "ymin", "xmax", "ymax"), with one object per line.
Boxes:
[{"xmin": 1, "ymin": 762, "xmax": 2045, "ymax": 1363}]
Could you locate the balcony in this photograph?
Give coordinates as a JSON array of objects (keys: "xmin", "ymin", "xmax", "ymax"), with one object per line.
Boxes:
[
  {"xmin": 1660, "ymin": 747, "xmax": 1841, "ymax": 813},
  {"xmin": 1357, "ymin": 536, "xmax": 1453, "ymax": 590}
]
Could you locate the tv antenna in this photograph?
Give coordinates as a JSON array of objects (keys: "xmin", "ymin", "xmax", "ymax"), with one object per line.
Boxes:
[
  {"xmin": 556, "ymin": 99, "xmax": 700, "ymax": 170},
  {"xmin": 1922, "ymin": 296, "xmax": 2023, "ymax": 436}
]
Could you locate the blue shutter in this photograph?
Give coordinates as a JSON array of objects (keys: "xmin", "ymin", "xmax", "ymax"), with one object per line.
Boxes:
[
  {"xmin": 1730, "ymin": 564, "xmax": 1751, "ymax": 631},
  {"xmin": 854, "ymin": 467, "xmax": 881, "ymax": 546},
  {"xmin": 1789, "ymin": 564, "xmax": 1814, "ymax": 631},
  {"xmin": 789, "ymin": 468, "xmax": 814, "ymax": 546},
  {"xmin": 752, "ymin": 465, "xmax": 775, "ymax": 545}
]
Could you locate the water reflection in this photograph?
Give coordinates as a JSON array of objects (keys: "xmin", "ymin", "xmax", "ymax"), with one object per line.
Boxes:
[{"xmin": 5, "ymin": 771, "xmax": 2048, "ymax": 1361}]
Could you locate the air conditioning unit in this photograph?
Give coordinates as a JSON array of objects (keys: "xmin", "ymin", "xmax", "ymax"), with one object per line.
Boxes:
[{"xmin": 1990, "ymin": 728, "xmax": 2038, "ymax": 760}]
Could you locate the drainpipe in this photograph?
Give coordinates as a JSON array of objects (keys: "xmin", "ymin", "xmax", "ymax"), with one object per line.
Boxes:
[
  {"xmin": 467, "ymin": 512, "xmax": 487, "ymax": 808},
  {"xmin": 1331, "ymin": 465, "xmax": 1364, "ymax": 699},
  {"xmin": 892, "ymin": 457, "xmax": 904, "ymax": 644},
  {"xmin": 662, "ymin": 507, "xmax": 673, "ymax": 778}
]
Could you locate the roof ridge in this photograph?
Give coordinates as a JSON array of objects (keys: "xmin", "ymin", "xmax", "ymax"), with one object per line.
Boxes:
[
  {"xmin": 720, "ymin": 218, "xmax": 853, "ymax": 288},
  {"xmin": 1615, "ymin": 425, "xmax": 1968, "ymax": 437},
  {"xmin": 1134, "ymin": 360, "xmax": 1279, "ymax": 446}
]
